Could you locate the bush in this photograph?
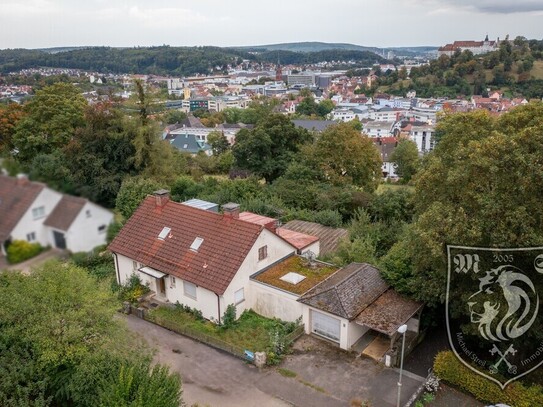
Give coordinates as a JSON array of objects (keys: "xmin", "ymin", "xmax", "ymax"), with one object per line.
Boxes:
[
  {"xmin": 6, "ymin": 240, "xmax": 43, "ymax": 264},
  {"xmin": 434, "ymin": 351, "xmax": 543, "ymax": 407},
  {"xmin": 117, "ymin": 274, "xmax": 150, "ymax": 304},
  {"xmin": 221, "ymin": 304, "xmax": 237, "ymax": 329},
  {"xmin": 71, "ymin": 247, "xmax": 115, "ymax": 280}
]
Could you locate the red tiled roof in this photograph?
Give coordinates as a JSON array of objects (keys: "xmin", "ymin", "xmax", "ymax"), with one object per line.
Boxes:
[
  {"xmin": 239, "ymin": 211, "xmax": 276, "ymax": 227},
  {"xmin": 44, "ymin": 195, "xmax": 87, "ymax": 231},
  {"xmin": 108, "ymin": 197, "xmax": 263, "ymax": 295},
  {"xmin": 0, "ymin": 175, "xmax": 45, "ymax": 241},
  {"xmin": 276, "ymin": 227, "xmax": 318, "ymax": 250}
]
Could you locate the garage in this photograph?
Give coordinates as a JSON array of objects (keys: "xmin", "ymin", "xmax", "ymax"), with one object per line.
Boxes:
[{"xmin": 311, "ymin": 310, "xmax": 340, "ymax": 342}]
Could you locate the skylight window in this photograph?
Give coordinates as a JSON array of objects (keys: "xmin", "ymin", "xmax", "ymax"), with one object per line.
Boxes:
[
  {"xmin": 190, "ymin": 237, "xmax": 204, "ymax": 251},
  {"xmin": 280, "ymin": 272, "xmax": 306, "ymax": 285},
  {"xmin": 158, "ymin": 226, "xmax": 171, "ymax": 240}
]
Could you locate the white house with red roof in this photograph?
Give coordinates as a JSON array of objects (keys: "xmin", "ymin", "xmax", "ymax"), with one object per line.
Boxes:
[
  {"xmin": 0, "ymin": 174, "xmax": 113, "ymax": 257},
  {"xmin": 108, "ymin": 192, "xmax": 299, "ymax": 323}
]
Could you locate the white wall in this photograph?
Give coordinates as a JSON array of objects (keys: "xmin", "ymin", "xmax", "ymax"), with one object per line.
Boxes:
[
  {"xmin": 301, "ymin": 241, "xmax": 320, "ymax": 257},
  {"xmin": 10, "ymin": 187, "xmax": 62, "ymax": 247},
  {"xmin": 222, "ymin": 228, "xmax": 296, "ymax": 318},
  {"xmin": 114, "ymin": 254, "xmax": 221, "ymax": 321},
  {"xmin": 64, "ymin": 202, "xmax": 113, "ymax": 252},
  {"xmin": 248, "ymin": 280, "xmax": 303, "ymax": 322},
  {"xmin": 302, "ymin": 305, "xmax": 369, "ymax": 350},
  {"xmin": 114, "ymin": 228, "xmax": 297, "ymax": 323}
]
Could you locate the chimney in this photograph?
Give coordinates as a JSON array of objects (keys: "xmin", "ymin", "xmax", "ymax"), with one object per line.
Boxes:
[
  {"xmin": 154, "ymin": 189, "xmax": 170, "ymax": 207},
  {"xmin": 265, "ymin": 220, "xmax": 278, "ymax": 233},
  {"xmin": 222, "ymin": 202, "xmax": 240, "ymax": 219},
  {"xmin": 16, "ymin": 173, "xmax": 29, "ymax": 186}
]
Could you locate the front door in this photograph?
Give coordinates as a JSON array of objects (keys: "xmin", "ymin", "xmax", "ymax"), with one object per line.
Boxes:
[
  {"xmin": 157, "ymin": 277, "xmax": 166, "ymax": 296},
  {"xmin": 53, "ymin": 231, "xmax": 66, "ymax": 249}
]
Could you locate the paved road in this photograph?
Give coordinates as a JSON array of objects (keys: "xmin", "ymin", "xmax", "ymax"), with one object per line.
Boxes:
[{"xmin": 125, "ymin": 315, "xmax": 424, "ymax": 407}]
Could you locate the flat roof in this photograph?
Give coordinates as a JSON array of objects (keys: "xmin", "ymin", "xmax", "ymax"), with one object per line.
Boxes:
[{"xmin": 252, "ymin": 255, "xmax": 338, "ymax": 295}]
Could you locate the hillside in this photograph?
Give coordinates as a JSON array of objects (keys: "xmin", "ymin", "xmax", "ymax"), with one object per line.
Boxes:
[
  {"xmin": 235, "ymin": 41, "xmax": 437, "ymax": 57},
  {"xmin": 0, "ymin": 45, "xmax": 386, "ymax": 76}
]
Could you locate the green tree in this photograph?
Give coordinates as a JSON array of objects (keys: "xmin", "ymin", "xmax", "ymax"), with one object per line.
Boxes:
[
  {"xmin": 311, "ymin": 122, "xmax": 382, "ymax": 191},
  {"xmin": 163, "ymin": 110, "xmax": 187, "ymax": 125},
  {"xmin": 232, "ymin": 114, "xmax": 312, "ymax": 183},
  {"xmin": 390, "ymin": 139, "xmax": 420, "ymax": 182},
  {"xmin": 13, "ymin": 83, "xmax": 87, "ymax": 162},
  {"xmin": 115, "ymin": 177, "xmax": 163, "ymax": 220},
  {"xmin": 316, "ymin": 99, "xmax": 335, "ymax": 117},
  {"xmin": 383, "ymin": 105, "xmax": 543, "ymax": 307},
  {"xmin": 207, "ymin": 131, "xmax": 230, "ymax": 155}
]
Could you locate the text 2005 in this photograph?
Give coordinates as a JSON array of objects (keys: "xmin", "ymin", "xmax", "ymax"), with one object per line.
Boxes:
[{"xmin": 493, "ymin": 253, "xmax": 513, "ymax": 263}]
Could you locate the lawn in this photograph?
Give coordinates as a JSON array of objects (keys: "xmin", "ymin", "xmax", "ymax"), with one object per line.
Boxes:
[
  {"xmin": 376, "ymin": 183, "xmax": 414, "ymax": 195},
  {"xmin": 146, "ymin": 305, "xmax": 300, "ymax": 354},
  {"xmin": 253, "ymin": 255, "xmax": 338, "ymax": 295}
]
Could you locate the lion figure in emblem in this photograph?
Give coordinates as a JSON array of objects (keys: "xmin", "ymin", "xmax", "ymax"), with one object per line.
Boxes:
[{"xmin": 467, "ymin": 265, "xmax": 539, "ymax": 342}]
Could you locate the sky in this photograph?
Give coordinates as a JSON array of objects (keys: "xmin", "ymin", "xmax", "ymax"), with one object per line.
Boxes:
[{"xmin": 0, "ymin": 0, "xmax": 542, "ymax": 49}]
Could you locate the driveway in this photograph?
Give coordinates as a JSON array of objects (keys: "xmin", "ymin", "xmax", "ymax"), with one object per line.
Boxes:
[
  {"xmin": 0, "ymin": 248, "xmax": 65, "ymax": 274},
  {"xmin": 125, "ymin": 315, "xmax": 425, "ymax": 407}
]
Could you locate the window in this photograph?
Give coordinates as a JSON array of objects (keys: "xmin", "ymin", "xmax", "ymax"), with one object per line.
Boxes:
[
  {"xmin": 184, "ymin": 281, "xmax": 197, "ymax": 299},
  {"xmin": 234, "ymin": 288, "xmax": 245, "ymax": 305},
  {"xmin": 158, "ymin": 226, "xmax": 171, "ymax": 240},
  {"xmin": 258, "ymin": 245, "xmax": 268, "ymax": 261},
  {"xmin": 86, "ymin": 209, "xmax": 92, "ymax": 218},
  {"xmin": 98, "ymin": 224, "xmax": 107, "ymax": 233},
  {"xmin": 26, "ymin": 232, "xmax": 36, "ymax": 242},
  {"xmin": 132, "ymin": 261, "xmax": 138, "ymax": 272},
  {"xmin": 32, "ymin": 206, "xmax": 45, "ymax": 220},
  {"xmin": 170, "ymin": 276, "xmax": 176, "ymax": 288},
  {"xmin": 190, "ymin": 237, "xmax": 204, "ymax": 252}
]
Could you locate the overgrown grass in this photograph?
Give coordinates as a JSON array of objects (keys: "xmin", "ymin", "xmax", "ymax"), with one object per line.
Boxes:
[
  {"xmin": 277, "ymin": 368, "xmax": 297, "ymax": 378},
  {"xmin": 376, "ymin": 183, "xmax": 414, "ymax": 195},
  {"xmin": 147, "ymin": 306, "xmax": 300, "ymax": 354}
]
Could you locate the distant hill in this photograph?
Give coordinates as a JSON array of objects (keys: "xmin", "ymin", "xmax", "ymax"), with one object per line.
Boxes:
[
  {"xmin": 234, "ymin": 42, "xmax": 438, "ymax": 57},
  {"xmin": 0, "ymin": 45, "xmax": 386, "ymax": 76}
]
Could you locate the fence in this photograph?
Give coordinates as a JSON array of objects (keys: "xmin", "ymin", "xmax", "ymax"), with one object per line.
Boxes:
[{"xmin": 127, "ymin": 303, "xmax": 304, "ymax": 363}]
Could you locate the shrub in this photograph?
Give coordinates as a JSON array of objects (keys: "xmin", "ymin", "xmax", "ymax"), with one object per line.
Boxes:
[
  {"xmin": 6, "ymin": 240, "xmax": 43, "ymax": 264},
  {"xmin": 221, "ymin": 304, "xmax": 237, "ymax": 329},
  {"xmin": 117, "ymin": 274, "xmax": 150, "ymax": 304},
  {"xmin": 71, "ymin": 247, "xmax": 115, "ymax": 280},
  {"xmin": 434, "ymin": 351, "xmax": 543, "ymax": 407}
]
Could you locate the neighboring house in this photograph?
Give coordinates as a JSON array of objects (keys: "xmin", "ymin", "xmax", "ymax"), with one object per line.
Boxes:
[
  {"xmin": 280, "ymin": 220, "xmax": 348, "ymax": 257},
  {"xmin": 0, "ymin": 174, "xmax": 113, "ymax": 256},
  {"xmin": 170, "ymin": 133, "xmax": 212, "ymax": 155},
  {"xmin": 108, "ymin": 192, "xmax": 298, "ymax": 323},
  {"xmin": 373, "ymin": 137, "xmax": 398, "ymax": 179}
]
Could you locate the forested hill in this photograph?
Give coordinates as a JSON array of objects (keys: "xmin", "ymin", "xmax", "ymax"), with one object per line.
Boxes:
[{"xmin": 0, "ymin": 46, "xmax": 387, "ymax": 76}]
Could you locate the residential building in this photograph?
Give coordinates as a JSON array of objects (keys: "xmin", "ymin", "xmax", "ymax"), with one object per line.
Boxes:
[{"xmin": 0, "ymin": 174, "xmax": 113, "ymax": 256}]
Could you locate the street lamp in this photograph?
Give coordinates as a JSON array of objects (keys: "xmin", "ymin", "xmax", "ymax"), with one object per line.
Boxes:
[{"xmin": 396, "ymin": 324, "xmax": 408, "ymax": 407}]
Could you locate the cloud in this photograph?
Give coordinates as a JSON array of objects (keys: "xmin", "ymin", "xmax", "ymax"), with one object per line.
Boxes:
[
  {"xmin": 437, "ymin": 0, "xmax": 543, "ymax": 14},
  {"xmin": 127, "ymin": 6, "xmax": 209, "ymax": 28}
]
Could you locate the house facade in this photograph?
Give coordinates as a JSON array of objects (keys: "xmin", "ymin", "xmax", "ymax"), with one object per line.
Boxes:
[
  {"xmin": 0, "ymin": 174, "xmax": 113, "ymax": 256},
  {"xmin": 108, "ymin": 192, "xmax": 299, "ymax": 322}
]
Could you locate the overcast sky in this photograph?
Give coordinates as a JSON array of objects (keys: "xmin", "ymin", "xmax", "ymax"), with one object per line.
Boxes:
[{"xmin": 0, "ymin": 0, "xmax": 542, "ymax": 49}]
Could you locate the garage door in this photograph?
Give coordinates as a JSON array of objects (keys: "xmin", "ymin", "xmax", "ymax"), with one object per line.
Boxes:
[{"xmin": 311, "ymin": 310, "xmax": 340, "ymax": 342}]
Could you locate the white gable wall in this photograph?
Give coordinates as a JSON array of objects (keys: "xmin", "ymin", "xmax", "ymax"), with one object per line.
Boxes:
[
  {"xmin": 10, "ymin": 187, "xmax": 62, "ymax": 247},
  {"xmin": 64, "ymin": 202, "xmax": 113, "ymax": 252}
]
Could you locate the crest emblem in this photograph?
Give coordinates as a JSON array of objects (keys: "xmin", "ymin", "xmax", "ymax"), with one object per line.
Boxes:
[{"xmin": 446, "ymin": 246, "xmax": 543, "ymax": 388}]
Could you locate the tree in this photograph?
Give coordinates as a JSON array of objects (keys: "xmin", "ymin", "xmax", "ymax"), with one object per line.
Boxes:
[
  {"xmin": 0, "ymin": 103, "xmax": 25, "ymax": 154},
  {"xmin": 311, "ymin": 123, "xmax": 382, "ymax": 191},
  {"xmin": 382, "ymin": 105, "xmax": 543, "ymax": 307},
  {"xmin": 0, "ymin": 262, "xmax": 183, "ymax": 406},
  {"xmin": 232, "ymin": 114, "xmax": 312, "ymax": 183},
  {"xmin": 64, "ymin": 102, "xmax": 138, "ymax": 207},
  {"xmin": 316, "ymin": 99, "xmax": 335, "ymax": 117},
  {"xmin": 207, "ymin": 131, "xmax": 230, "ymax": 155},
  {"xmin": 390, "ymin": 139, "xmax": 420, "ymax": 182},
  {"xmin": 163, "ymin": 110, "xmax": 187, "ymax": 125},
  {"xmin": 12, "ymin": 83, "xmax": 87, "ymax": 162},
  {"xmin": 115, "ymin": 177, "xmax": 163, "ymax": 220}
]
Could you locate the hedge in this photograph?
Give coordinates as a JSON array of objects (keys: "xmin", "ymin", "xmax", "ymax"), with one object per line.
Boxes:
[
  {"xmin": 6, "ymin": 240, "xmax": 44, "ymax": 264},
  {"xmin": 434, "ymin": 351, "xmax": 543, "ymax": 407}
]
